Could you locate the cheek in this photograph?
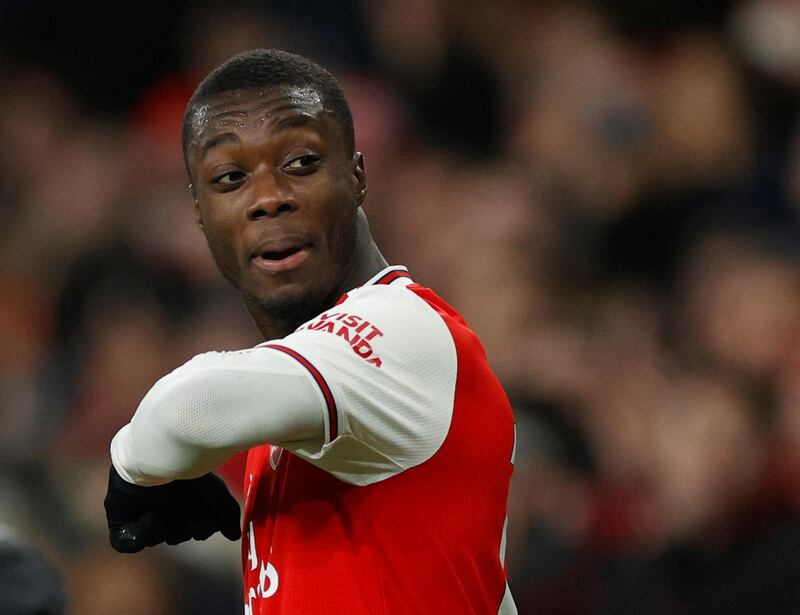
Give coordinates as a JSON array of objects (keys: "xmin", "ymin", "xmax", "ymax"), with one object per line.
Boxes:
[
  {"xmin": 317, "ymin": 180, "xmax": 356, "ymax": 239},
  {"xmin": 198, "ymin": 205, "xmax": 243, "ymax": 279},
  {"xmin": 205, "ymin": 229, "xmax": 238, "ymax": 274},
  {"xmin": 199, "ymin": 196, "xmax": 237, "ymax": 244},
  {"xmin": 323, "ymin": 199, "xmax": 358, "ymax": 270},
  {"xmin": 319, "ymin": 198, "xmax": 354, "ymax": 254}
]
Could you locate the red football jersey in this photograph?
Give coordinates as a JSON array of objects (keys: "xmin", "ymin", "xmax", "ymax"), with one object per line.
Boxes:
[{"xmin": 242, "ymin": 266, "xmax": 516, "ymax": 614}]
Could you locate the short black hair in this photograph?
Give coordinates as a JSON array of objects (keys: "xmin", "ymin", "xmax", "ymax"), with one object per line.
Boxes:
[{"xmin": 182, "ymin": 48, "xmax": 355, "ymax": 176}]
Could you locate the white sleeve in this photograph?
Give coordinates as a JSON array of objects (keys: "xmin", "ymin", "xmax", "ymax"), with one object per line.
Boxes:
[
  {"xmin": 110, "ymin": 348, "xmax": 326, "ymax": 486},
  {"xmin": 264, "ymin": 285, "xmax": 457, "ymax": 486}
]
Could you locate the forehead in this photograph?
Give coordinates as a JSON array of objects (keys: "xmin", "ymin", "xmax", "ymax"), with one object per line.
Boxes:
[
  {"xmin": 192, "ymin": 85, "xmax": 324, "ymax": 130},
  {"xmin": 189, "ymin": 85, "xmax": 331, "ymax": 154}
]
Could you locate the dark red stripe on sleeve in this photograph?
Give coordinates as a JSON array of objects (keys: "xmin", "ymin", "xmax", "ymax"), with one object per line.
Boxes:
[
  {"xmin": 264, "ymin": 344, "xmax": 338, "ymax": 441},
  {"xmin": 373, "ymin": 269, "xmax": 411, "ymax": 285}
]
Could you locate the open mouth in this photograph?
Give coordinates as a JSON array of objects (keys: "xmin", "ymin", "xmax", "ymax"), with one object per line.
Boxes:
[
  {"xmin": 262, "ymin": 246, "xmax": 302, "ymax": 261},
  {"xmin": 252, "ymin": 243, "xmax": 312, "ymax": 273}
]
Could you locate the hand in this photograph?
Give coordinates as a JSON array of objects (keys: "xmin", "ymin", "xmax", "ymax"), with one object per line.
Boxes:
[{"xmin": 104, "ymin": 465, "xmax": 242, "ymax": 553}]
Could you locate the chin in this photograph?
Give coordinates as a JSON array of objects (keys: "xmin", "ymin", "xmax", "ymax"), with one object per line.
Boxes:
[{"xmin": 250, "ymin": 279, "xmax": 336, "ymax": 326}]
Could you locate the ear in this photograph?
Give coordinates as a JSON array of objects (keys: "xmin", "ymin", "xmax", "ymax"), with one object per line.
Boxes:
[
  {"xmin": 353, "ymin": 152, "xmax": 368, "ymax": 207},
  {"xmin": 191, "ymin": 186, "xmax": 204, "ymax": 230}
]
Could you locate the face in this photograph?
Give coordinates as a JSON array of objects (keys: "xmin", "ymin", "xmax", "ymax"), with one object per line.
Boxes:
[{"xmin": 187, "ymin": 85, "xmax": 366, "ymax": 324}]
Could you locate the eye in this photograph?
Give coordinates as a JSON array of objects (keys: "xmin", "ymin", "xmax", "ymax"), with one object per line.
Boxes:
[
  {"xmin": 284, "ymin": 154, "xmax": 320, "ymax": 173},
  {"xmin": 213, "ymin": 170, "xmax": 247, "ymax": 185}
]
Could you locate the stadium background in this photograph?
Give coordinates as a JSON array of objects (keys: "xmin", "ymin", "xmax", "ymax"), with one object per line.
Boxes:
[{"xmin": 2, "ymin": 0, "xmax": 800, "ymax": 613}]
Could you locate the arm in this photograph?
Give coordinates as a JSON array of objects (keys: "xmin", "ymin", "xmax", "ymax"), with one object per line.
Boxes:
[
  {"xmin": 105, "ymin": 348, "xmax": 325, "ymax": 553},
  {"xmin": 111, "ymin": 348, "xmax": 325, "ymax": 486}
]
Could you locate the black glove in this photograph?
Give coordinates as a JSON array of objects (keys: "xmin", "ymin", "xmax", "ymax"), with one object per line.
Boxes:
[{"xmin": 104, "ymin": 465, "xmax": 242, "ymax": 553}]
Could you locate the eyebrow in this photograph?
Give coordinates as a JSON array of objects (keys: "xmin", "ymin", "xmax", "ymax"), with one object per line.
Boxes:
[
  {"xmin": 271, "ymin": 113, "xmax": 317, "ymax": 135},
  {"xmin": 198, "ymin": 132, "xmax": 241, "ymax": 159},
  {"xmin": 196, "ymin": 113, "xmax": 321, "ymax": 160}
]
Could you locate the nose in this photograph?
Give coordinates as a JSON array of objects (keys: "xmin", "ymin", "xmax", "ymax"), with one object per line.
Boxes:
[{"xmin": 246, "ymin": 169, "xmax": 297, "ymax": 220}]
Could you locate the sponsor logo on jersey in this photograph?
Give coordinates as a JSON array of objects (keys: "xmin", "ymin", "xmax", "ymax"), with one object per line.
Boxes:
[
  {"xmin": 245, "ymin": 522, "xmax": 280, "ymax": 613},
  {"xmin": 298, "ymin": 311, "xmax": 384, "ymax": 367}
]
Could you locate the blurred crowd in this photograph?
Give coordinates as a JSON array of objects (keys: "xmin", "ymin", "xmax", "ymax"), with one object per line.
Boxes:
[{"xmin": 2, "ymin": 0, "xmax": 800, "ymax": 613}]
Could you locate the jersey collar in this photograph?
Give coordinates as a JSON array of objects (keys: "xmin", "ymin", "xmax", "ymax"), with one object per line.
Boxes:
[{"xmin": 364, "ymin": 265, "xmax": 413, "ymax": 287}]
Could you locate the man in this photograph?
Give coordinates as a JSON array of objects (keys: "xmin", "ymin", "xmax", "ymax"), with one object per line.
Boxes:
[
  {"xmin": 105, "ymin": 49, "xmax": 517, "ymax": 614},
  {"xmin": 0, "ymin": 525, "xmax": 66, "ymax": 615}
]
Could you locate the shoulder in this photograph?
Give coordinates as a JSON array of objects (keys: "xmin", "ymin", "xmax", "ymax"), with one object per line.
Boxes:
[
  {"xmin": 269, "ymin": 275, "xmax": 461, "ymax": 483},
  {"xmin": 290, "ymin": 281, "xmax": 454, "ymax": 371}
]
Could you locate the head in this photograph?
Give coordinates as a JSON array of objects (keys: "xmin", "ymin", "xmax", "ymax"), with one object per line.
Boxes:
[
  {"xmin": 0, "ymin": 527, "xmax": 66, "ymax": 614},
  {"xmin": 182, "ymin": 49, "xmax": 367, "ymax": 333}
]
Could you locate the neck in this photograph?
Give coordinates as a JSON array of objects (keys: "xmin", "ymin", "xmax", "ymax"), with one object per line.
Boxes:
[
  {"xmin": 250, "ymin": 209, "xmax": 388, "ymax": 340},
  {"xmin": 339, "ymin": 208, "xmax": 390, "ymax": 297}
]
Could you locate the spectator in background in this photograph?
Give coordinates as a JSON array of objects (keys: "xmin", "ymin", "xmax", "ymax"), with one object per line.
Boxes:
[
  {"xmin": 0, "ymin": 525, "xmax": 66, "ymax": 615},
  {"xmin": 0, "ymin": 1, "xmax": 800, "ymax": 613}
]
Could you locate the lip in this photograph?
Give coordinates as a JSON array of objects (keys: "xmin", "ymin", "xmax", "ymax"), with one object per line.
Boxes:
[
  {"xmin": 249, "ymin": 236, "xmax": 313, "ymax": 274},
  {"xmin": 252, "ymin": 247, "xmax": 311, "ymax": 273}
]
